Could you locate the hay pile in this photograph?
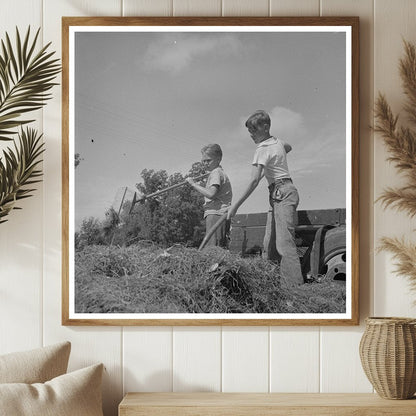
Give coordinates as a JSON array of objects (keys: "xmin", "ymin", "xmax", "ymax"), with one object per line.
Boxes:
[{"xmin": 75, "ymin": 243, "xmax": 345, "ymax": 314}]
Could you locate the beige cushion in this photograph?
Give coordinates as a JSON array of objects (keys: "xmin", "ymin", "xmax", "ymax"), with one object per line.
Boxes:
[
  {"xmin": 0, "ymin": 363, "xmax": 104, "ymax": 416},
  {"xmin": 0, "ymin": 341, "xmax": 71, "ymax": 384}
]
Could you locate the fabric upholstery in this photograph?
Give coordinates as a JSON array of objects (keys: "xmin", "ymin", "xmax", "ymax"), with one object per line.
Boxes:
[
  {"xmin": 0, "ymin": 363, "xmax": 104, "ymax": 416},
  {"xmin": 0, "ymin": 341, "xmax": 71, "ymax": 384}
]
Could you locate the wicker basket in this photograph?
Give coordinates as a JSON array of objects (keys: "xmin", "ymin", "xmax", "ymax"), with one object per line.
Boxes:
[{"xmin": 359, "ymin": 317, "xmax": 416, "ymax": 399}]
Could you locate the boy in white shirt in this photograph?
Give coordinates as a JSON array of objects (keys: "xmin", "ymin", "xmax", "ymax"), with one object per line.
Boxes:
[
  {"xmin": 187, "ymin": 144, "xmax": 232, "ymax": 248},
  {"xmin": 227, "ymin": 110, "xmax": 303, "ymax": 286}
]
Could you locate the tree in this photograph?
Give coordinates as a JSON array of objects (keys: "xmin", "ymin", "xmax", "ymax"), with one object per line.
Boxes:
[
  {"xmin": 75, "ymin": 163, "xmax": 207, "ymax": 249},
  {"xmin": 125, "ymin": 164, "xmax": 206, "ymax": 247},
  {"xmin": 75, "ymin": 153, "xmax": 83, "ymax": 168},
  {"xmin": 75, "ymin": 217, "xmax": 105, "ymax": 250}
]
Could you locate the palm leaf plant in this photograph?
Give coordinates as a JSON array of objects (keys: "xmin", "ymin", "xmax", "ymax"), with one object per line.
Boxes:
[
  {"xmin": 0, "ymin": 27, "xmax": 60, "ymax": 223},
  {"xmin": 375, "ymin": 40, "xmax": 416, "ymax": 294}
]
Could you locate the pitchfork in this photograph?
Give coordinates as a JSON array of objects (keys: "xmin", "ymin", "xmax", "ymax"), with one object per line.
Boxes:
[
  {"xmin": 128, "ymin": 172, "xmax": 229, "ymax": 251},
  {"xmin": 129, "ymin": 173, "xmax": 209, "ymax": 214}
]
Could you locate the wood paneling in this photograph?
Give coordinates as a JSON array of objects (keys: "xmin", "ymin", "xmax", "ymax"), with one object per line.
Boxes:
[
  {"xmin": 270, "ymin": 327, "xmax": 320, "ymax": 392},
  {"xmin": 173, "ymin": 327, "xmax": 221, "ymax": 391},
  {"xmin": 0, "ymin": 0, "xmax": 43, "ymax": 354},
  {"xmin": 124, "ymin": 328, "xmax": 173, "ymax": 393},
  {"xmin": 222, "ymin": 0, "xmax": 269, "ymax": 16},
  {"xmin": 0, "ymin": 0, "xmax": 41, "ymax": 34},
  {"xmin": 174, "ymin": 0, "xmax": 222, "ymax": 16},
  {"xmin": 270, "ymin": 0, "xmax": 319, "ymax": 16},
  {"xmin": 320, "ymin": 328, "xmax": 372, "ymax": 392},
  {"xmin": 222, "ymin": 327, "xmax": 269, "ymax": 392},
  {"xmin": 124, "ymin": 0, "xmax": 173, "ymax": 16}
]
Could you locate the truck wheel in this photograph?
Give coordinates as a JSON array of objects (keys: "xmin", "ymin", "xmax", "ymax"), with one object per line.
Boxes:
[
  {"xmin": 321, "ymin": 225, "xmax": 346, "ymax": 280},
  {"xmin": 325, "ymin": 253, "xmax": 346, "ymax": 281}
]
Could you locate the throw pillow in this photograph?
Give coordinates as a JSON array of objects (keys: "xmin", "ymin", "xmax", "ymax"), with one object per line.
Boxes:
[
  {"xmin": 0, "ymin": 341, "xmax": 71, "ymax": 384},
  {"xmin": 0, "ymin": 363, "xmax": 104, "ymax": 416}
]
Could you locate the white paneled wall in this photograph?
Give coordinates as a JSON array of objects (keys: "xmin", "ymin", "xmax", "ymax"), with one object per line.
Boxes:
[
  {"xmin": 0, "ymin": 0, "xmax": 43, "ymax": 355},
  {"xmin": 124, "ymin": 327, "xmax": 172, "ymax": 392},
  {"xmin": 124, "ymin": 0, "xmax": 172, "ymax": 16},
  {"xmin": 270, "ymin": 0, "xmax": 319, "ymax": 16},
  {"xmin": 222, "ymin": 327, "xmax": 269, "ymax": 392},
  {"xmin": 173, "ymin": 327, "xmax": 222, "ymax": 391},
  {"xmin": 270, "ymin": 327, "xmax": 319, "ymax": 392},
  {"xmin": 1, "ymin": 1, "xmax": 416, "ymax": 415},
  {"xmin": 174, "ymin": 0, "xmax": 222, "ymax": 16}
]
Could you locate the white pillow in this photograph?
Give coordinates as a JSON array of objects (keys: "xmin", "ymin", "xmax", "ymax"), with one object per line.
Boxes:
[
  {"xmin": 0, "ymin": 341, "xmax": 71, "ymax": 383},
  {"xmin": 0, "ymin": 363, "xmax": 104, "ymax": 416}
]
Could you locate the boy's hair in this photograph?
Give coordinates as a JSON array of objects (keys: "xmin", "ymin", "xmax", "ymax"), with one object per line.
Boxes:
[
  {"xmin": 202, "ymin": 143, "xmax": 222, "ymax": 160},
  {"xmin": 245, "ymin": 110, "xmax": 271, "ymax": 129}
]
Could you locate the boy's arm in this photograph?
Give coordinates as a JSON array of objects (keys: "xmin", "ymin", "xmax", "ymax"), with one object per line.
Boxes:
[
  {"xmin": 186, "ymin": 178, "xmax": 219, "ymax": 199},
  {"xmin": 227, "ymin": 164, "xmax": 264, "ymax": 219},
  {"xmin": 282, "ymin": 141, "xmax": 292, "ymax": 153}
]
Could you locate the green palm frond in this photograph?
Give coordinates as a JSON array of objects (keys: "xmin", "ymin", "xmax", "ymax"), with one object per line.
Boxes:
[
  {"xmin": 0, "ymin": 127, "xmax": 45, "ymax": 223},
  {"xmin": 0, "ymin": 27, "xmax": 61, "ymax": 141}
]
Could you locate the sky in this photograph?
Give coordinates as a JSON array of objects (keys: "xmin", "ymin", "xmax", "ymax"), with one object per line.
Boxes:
[{"xmin": 73, "ymin": 29, "xmax": 347, "ymax": 228}]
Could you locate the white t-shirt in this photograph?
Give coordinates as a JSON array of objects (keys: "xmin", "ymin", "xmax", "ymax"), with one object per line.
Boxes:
[
  {"xmin": 252, "ymin": 136, "xmax": 290, "ymax": 184},
  {"xmin": 204, "ymin": 166, "xmax": 232, "ymax": 217}
]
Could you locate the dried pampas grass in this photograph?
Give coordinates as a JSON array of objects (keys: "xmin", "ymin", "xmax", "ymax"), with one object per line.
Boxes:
[
  {"xmin": 375, "ymin": 40, "xmax": 416, "ymax": 294},
  {"xmin": 378, "ymin": 237, "xmax": 416, "ymax": 292}
]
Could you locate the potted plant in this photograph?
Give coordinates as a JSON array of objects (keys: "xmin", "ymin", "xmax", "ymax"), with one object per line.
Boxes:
[{"xmin": 359, "ymin": 40, "xmax": 416, "ymax": 400}]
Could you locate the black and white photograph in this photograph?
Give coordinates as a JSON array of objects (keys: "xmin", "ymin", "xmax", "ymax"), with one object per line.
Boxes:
[{"xmin": 63, "ymin": 17, "xmax": 359, "ymax": 325}]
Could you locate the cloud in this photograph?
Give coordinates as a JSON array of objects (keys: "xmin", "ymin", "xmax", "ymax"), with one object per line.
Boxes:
[
  {"xmin": 290, "ymin": 121, "xmax": 345, "ymax": 174},
  {"xmin": 142, "ymin": 34, "xmax": 242, "ymax": 73},
  {"xmin": 269, "ymin": 106, "xmax": 306, "ymax": 143},
  {"xmin": 261, "ymin": 106, "xmax": 345, "ymax": 181}
]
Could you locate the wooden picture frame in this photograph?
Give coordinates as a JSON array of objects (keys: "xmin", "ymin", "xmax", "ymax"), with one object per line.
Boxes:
[{"xmin": 62, "ymin": 16, "xmax": 359, "ymax": 326}]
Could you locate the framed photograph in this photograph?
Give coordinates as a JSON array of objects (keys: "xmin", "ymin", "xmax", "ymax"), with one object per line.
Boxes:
[{"xmin": 62, "ymin": 16, "xmax": 359, "ymax": 326}]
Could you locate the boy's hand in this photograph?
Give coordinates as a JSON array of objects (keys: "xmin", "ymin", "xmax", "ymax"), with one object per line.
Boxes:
[
  {"xmin": 186, "ymin": 177, "xmax": 195, "ymax": 186},
  {"xmin": 227, "ymin": 204, "xmax": 238, "ymax": 220}
]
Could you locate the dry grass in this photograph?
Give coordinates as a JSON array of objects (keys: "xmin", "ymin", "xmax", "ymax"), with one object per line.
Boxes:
[
  {"xmin": 75, "ymin": 243, "xmax": 345, "ymax": 314},
  {"xmin": 374, "ymin": 40, "xmax": 416, "ymax": 296}
]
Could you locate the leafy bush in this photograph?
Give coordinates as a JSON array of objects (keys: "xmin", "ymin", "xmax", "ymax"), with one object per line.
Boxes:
[
  {"xmin": 75, "ymin": 217, "xmax": 107, "ymax": 250},
  {"xmin": 76, "ymin": 163, "xmax": 208, "ymax": 249}
]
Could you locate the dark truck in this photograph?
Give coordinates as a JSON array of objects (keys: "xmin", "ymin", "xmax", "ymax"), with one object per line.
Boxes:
[{"xmin": 229, "ymin": 208, "xmax": 346, "ymax": 282}]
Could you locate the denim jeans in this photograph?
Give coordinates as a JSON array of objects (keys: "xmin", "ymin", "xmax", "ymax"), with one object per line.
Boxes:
[
  {"xmin": 262, "ymin": 182, "xmax": 303, "ymax": 286},
  {"xmin": 205, "ymin": 214, "xmax": 230, "ymax": 248}
]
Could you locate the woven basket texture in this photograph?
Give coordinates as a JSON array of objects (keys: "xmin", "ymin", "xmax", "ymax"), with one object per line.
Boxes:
[{"xmin": 359, "ymin": 317, "xmax": 416, "ymax": 399}]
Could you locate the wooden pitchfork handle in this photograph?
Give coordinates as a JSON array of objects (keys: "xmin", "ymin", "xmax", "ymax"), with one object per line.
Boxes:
[
  {"xmin": 129, "ymin": 173, "xmax": 209, "ymax": 214},
  {"xmin": 140, "ymin": 173, "xmax": 209, "ymax": 201},
  {"xmin": 198, "ymin": 213, "xmax": 229, "ymax": 251}
]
